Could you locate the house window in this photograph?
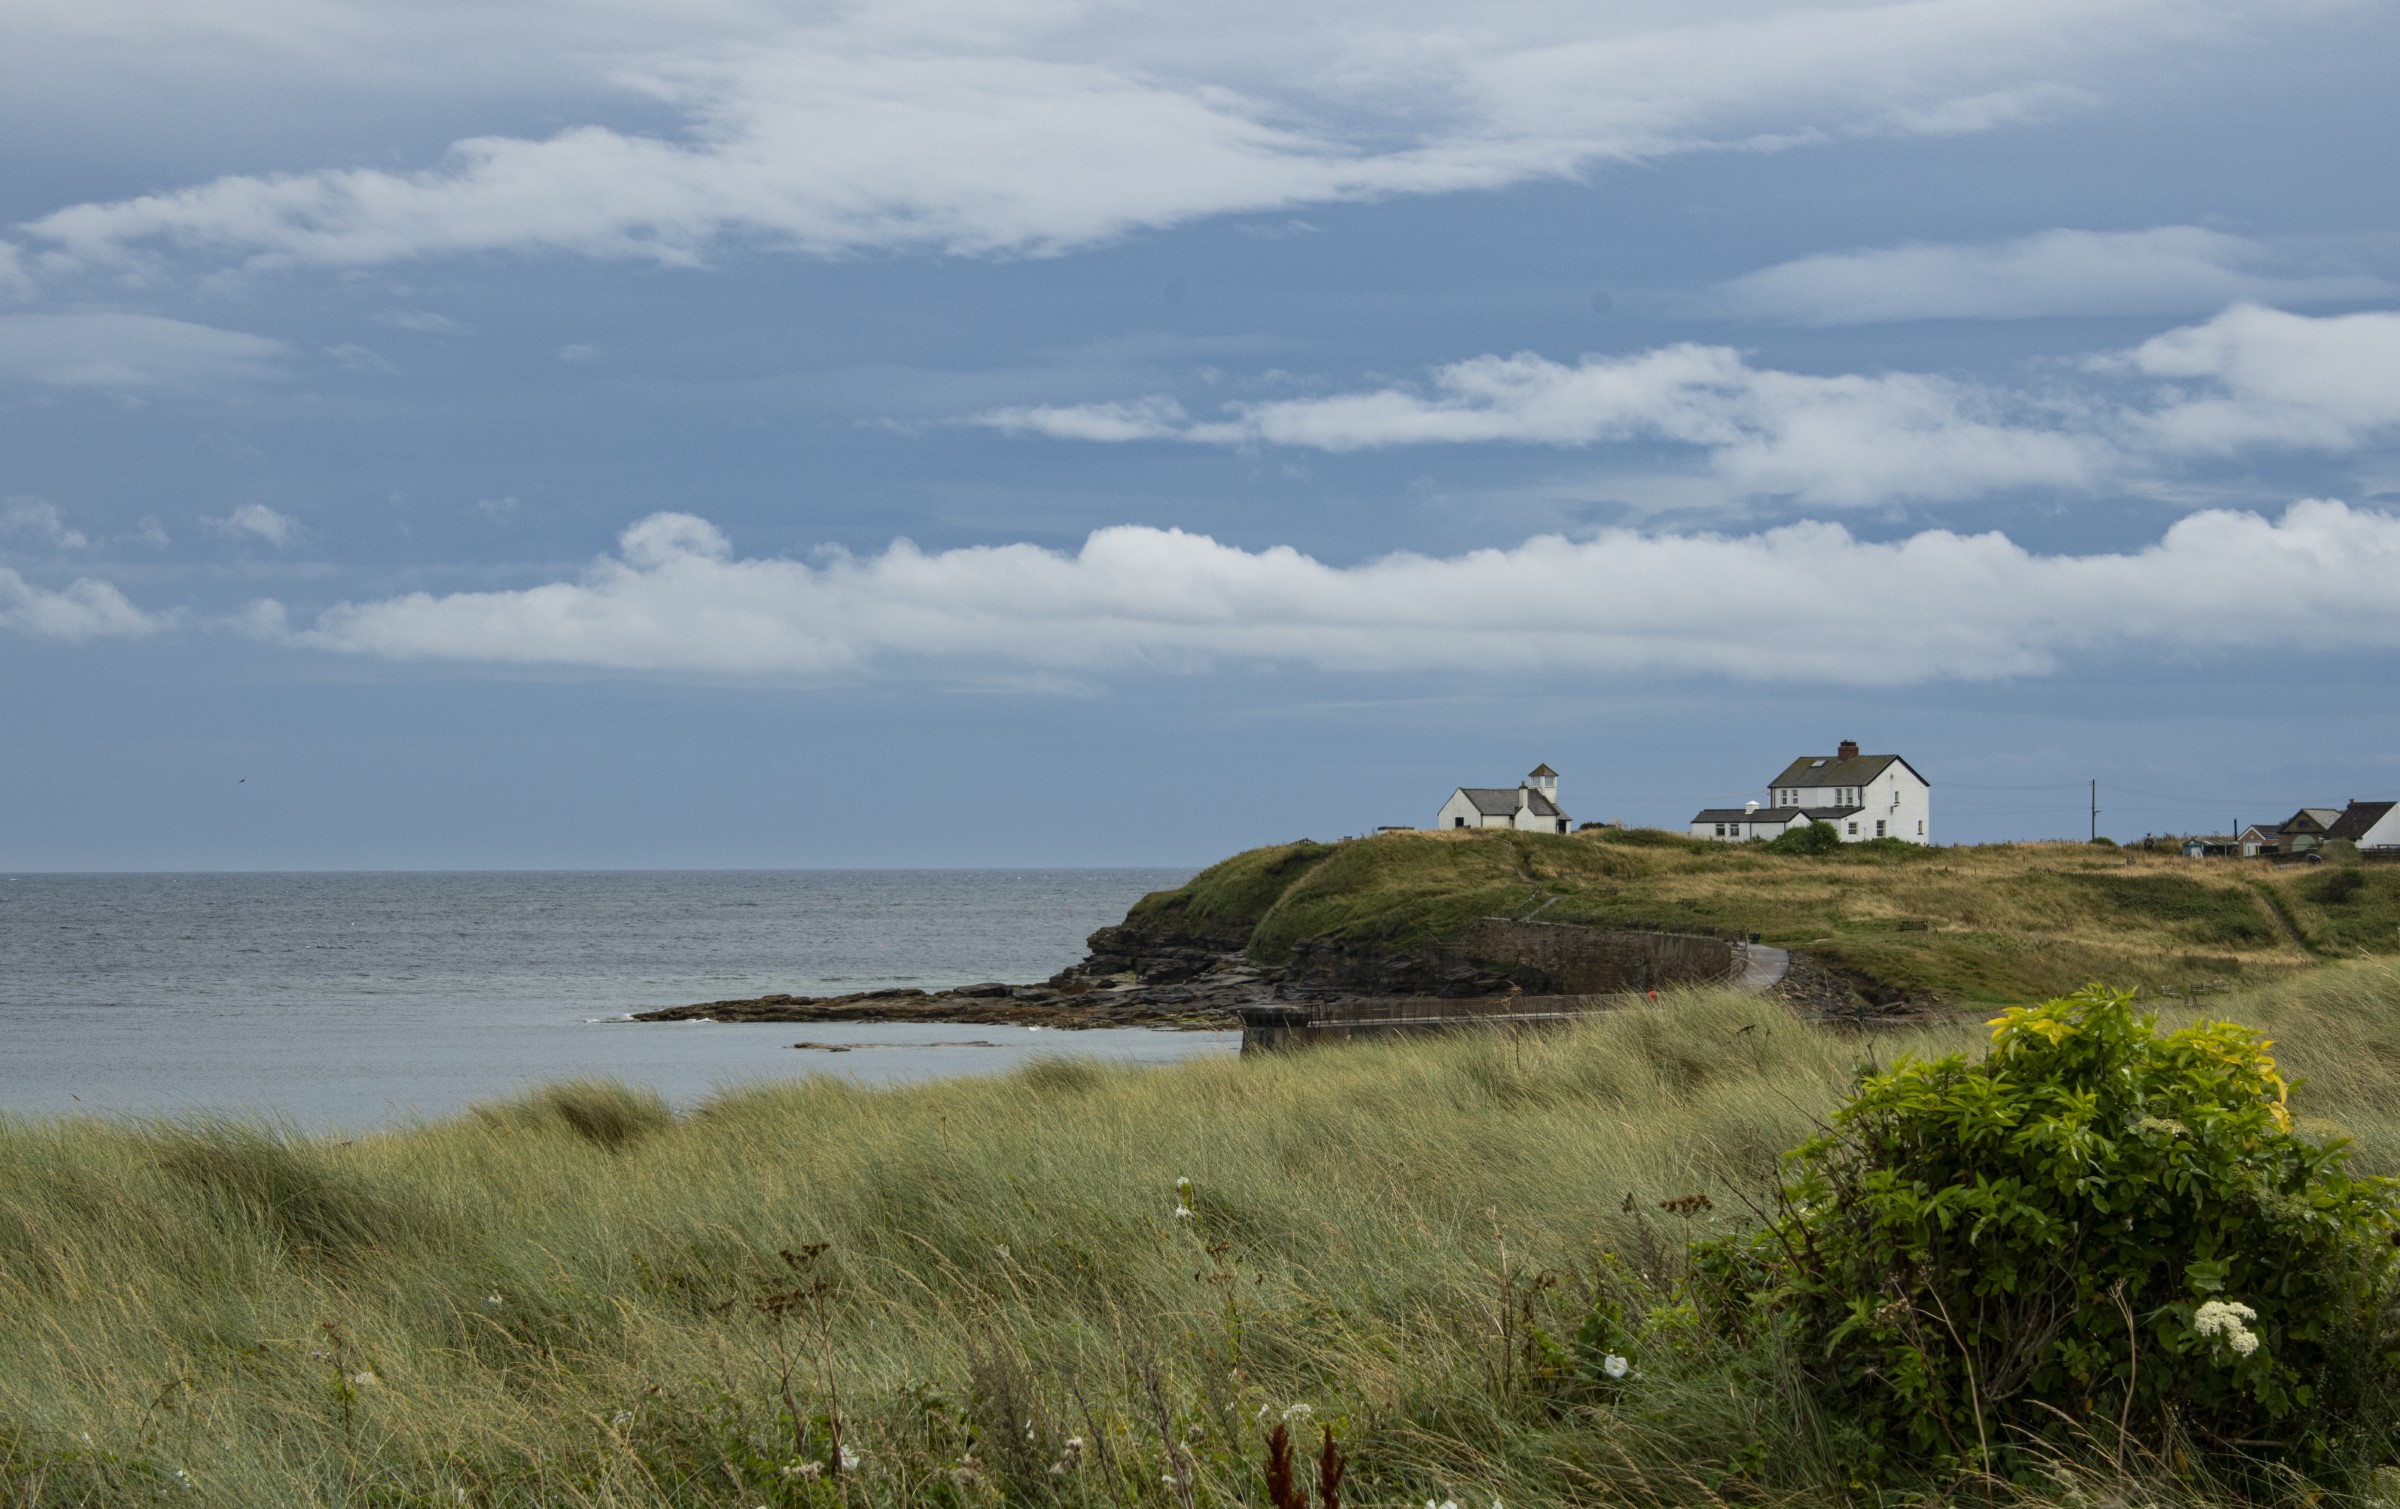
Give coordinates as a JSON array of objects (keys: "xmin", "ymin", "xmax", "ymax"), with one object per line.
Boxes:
[
  {"xmin": 1846, "ymin": 821, "xmax": 1858, "ymax": 835},
  {"xmin": 1917, "ymin": 820, "xmax": 1924, "ymax": 835},
  {"xmin": 1453, "ymin": 816, "xmax": 1466, "ymax": 829},
  {"xmin": 1876, "ymin": 820, "xmax": 1886, "ymax": 837},
  {"xmin": 1714, "ymin": 824, "xmax": 1726, "ymax": 836}
]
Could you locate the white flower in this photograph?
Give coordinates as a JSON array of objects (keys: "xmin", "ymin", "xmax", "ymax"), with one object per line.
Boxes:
[
  {"xmin": 995, "ymin": 1245, "xmax": 1011, "ymax": 1260},
  {"xmin": 1174, "ymin": 1204, "xmax": 1194, "ymax": 1220},
  {"xmin": 2194, "ymin": 1299, "xmax": 2262, "ymax": 1358},
  {"xmin": 781, "ymin": 1461, "xmax": 822, "ymax": 1480},
  {"xmin": 1281, "ymin": 1403, "xmax": 1314, "ymax": 1423},
  {"xmin": 347, "ymin": 1370, "xmax": 378, "ymax": 1387},
  {"xmin": 1602, "ymin": 1353, "xmax": 1630, "ymax": 1379},
  {"xmin": 839, "ymin": 1444, "xmax": 861, "ymax": 1471},
  {"xmin": 486, "ymin": 1293, "xmax": 504, "ymax": 1308},
  {"xmin": 611, "ymin": 1411, "xmax": 635, "ymax": 1428}
]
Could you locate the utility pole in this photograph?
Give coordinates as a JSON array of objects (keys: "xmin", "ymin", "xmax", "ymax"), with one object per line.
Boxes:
[{"xmin": 2090, "ymin": 779, "xmax": 2099, "ymax": 843}]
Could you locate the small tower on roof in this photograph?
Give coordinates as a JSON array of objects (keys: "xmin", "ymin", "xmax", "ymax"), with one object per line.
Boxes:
[{"xmin": 1527, "ymin": 763, "xmax": 1559, "ymax": 808}]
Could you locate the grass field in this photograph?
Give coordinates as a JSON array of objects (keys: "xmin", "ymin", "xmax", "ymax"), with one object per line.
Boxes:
[
  {"xmin": 1125, "ymin": 830, "xmax": 2400, "ymax": 1006},
  {"xmin": 7, "ymin": 959, "xmax": 2400, "ymax": 1507}
]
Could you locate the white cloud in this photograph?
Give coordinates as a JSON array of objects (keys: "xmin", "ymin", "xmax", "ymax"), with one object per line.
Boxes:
[
  {"xmin": 216, "ymin": 502, "xmax": 300, "ymax": 545},
  {"xmin": 0, "ymin": 568, "xmax": 165, "ymax": 640},
  {"xmin": 979, "ymin": 306, "xmax": 2400, "ymax": 506},
  {"xmin": 0, "ymin": 244, "xmax": 32, "ymax": 300},
  {"xmin": 0, "ymin": 312, "xmax": 285, "ymax": 390},
  {"xmin": 1717, "ymin": 226, "xmax": 2394, "ymax": 324},
  {"xmin": 15, "ymin": 0, "xmax": 2304, "ymax": 274},
  {"xmin": 2108, "ymin": 304, "xmax": 2400, "ymax": 453},
  {"xmin": 292, "ymin": 499, "xmax": 2400, "ymax": 684},
  {"xmin": 985, "ymin": 344, "xmax": 2107, "ymax": 507},
  {"xmin": 377, "ymin": 310, "xmax": 470, "ymax": 335},
  {"xmin": 1, "ymin": 497, "xmax": 89, "ymax": 550}
]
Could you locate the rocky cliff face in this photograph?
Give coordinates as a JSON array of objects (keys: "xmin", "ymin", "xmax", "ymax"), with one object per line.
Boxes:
[{"xmin": 635, "ymin": 913, "xmax": 1749, "ymax": 1028}]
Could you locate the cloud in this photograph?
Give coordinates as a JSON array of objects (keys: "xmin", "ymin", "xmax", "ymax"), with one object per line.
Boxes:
[
  {"xmin": 978, "ymin": 306, "xmax": 2400, "ymax": 506},
  {"xmin": 0, "ymin": 312, "xmax": 285, "ymax": 390},
  {"xmin": 216, "ymin": 502, "xmax": 300, "ymax": 545},
  {"xmin": 0, "ymin": 568, "xmax": 165, "ymax": 640},
  {"xmin": 1, "ymin": 498, "xmax": 89, "ymax": 550},
  {"xmin": 291, "ymin": 499, "xmax": 2400, "ymax": 684},
  {"xmin": 985, "ymin": 344, "xmax": 2108, "ymax": 507},
  {"xmin": 2108, "ymin": 303, "xmax": 2400, "ymax": 453},
  {"xmin": 16, "ymin": 0, "xmax": 2300, "ymax": 274},
  {"xmin": 377, "ymin": 310, "xmax": 470, "ymax": 335},
  {"xmin": 1717, "ymin": 226, "xmax": 2394, "ymax": 324}
]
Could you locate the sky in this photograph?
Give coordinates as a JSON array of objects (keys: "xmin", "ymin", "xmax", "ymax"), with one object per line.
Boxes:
[{"xmin": 3, "ymin": 0, "xmax": 2397, "ymax": 868}]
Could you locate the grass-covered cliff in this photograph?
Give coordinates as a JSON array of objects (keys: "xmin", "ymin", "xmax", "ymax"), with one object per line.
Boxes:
[{"xmin": 1121, "ymin": 828, "xmax": 2400, "ymax": 1006}]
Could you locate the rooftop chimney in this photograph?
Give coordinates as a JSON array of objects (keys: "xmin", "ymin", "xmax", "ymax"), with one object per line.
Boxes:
[
  {"xmin": 1745, "ymin": 800, "xmax": 1760, "ymax": 814},
  {"xmin": 1837, "ymin": 739, "xmax": 1860, "ymax": 761}
]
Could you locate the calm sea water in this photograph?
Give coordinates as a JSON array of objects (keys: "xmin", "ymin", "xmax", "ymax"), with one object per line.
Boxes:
[{"xmin": 0, "ymin": 870, "xmax": 1229, "ymax": 1129}]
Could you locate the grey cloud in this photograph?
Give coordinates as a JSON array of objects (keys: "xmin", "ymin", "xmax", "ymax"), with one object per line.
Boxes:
[
  {"xmin": 0, "ymin": 311, "xmax": 284, "ymax": 390},
  {"xmin": 1718, "ymin": 226, "xmax": 2395, "ymax": 325}
]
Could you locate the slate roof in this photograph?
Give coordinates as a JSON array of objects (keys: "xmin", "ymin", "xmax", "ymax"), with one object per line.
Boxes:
[
  {"xmin": 2327, "ymin": 801, "xmax": 2398, "ymax": 841},
  {"xmin": 2281, "ymin": 808, "xmax": 2343, "ymax": 833},
  {"xmin": 1457, "ymin": 786, "xmax": 1562, "ymax": 818},
  {"xmin": 1691, "ymin": 805, "xmax": 1861, "ymax": 824},
  {"xmin": 1766, "ymin": 752, "xmax": 1933, "ymax": 791},
  {"xmin": 1527, "ymin": 763, "xmax": 1559, "ymax": 778}
]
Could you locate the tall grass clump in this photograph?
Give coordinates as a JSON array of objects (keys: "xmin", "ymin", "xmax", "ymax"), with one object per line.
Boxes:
[
  {"xmin": 469, "ymin": 1078, "xmax": 675, "ymax": 1151},
  {"xmin": 4, "ymin": 965, "xmax": 2400, "ymax": 1505}
]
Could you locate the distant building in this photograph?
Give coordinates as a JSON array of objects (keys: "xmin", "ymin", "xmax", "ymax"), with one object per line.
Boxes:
[
  {"xmin": 1437, "ymin": 763, "xmax": 1571, "ymax": 833},
  {"xmin": 2181, "ymin": 835, "xmax": 2240, "ymax": 858},
  {"xmin": 2240, "ymin": 824, "xmax": 2280, "ymax": 857},
  {"xmin": 2276, "ymin": 807, "xmax": 2345, "ymax": 855},
  {"xmin": 1691, "ymin": 739, "xmax": 1932, "ymax": 845},
  {"xmin": 2326, "ymin": 800, "xmax": 2400, "ymax": 854}
]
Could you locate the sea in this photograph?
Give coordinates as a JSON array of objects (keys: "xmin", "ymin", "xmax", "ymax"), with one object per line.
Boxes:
[{"xmin": 0, "ymin": 869, "xmax": 1233, "ymax": 1130}]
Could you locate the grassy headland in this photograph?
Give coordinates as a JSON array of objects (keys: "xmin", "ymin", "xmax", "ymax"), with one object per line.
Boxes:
[
  {"xmin": 8, "ymin": 959, "xmax": 2400, "ymax": 1507},
  {"xmin": 1124, "ymin": 830, "xmax": 2400, "ymax": 1006}
]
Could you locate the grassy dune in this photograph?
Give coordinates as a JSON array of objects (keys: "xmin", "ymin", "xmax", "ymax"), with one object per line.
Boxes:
[
  {"xmin": 8, "ymin": 961, "xmax": 2400, "ymax": 1506},
  {"xmin": 1127, "ymin": 831, "xmax": 2400, "ymax": 1005}
]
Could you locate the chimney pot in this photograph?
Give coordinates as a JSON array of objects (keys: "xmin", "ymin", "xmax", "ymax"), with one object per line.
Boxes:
[{"xmin": 1837, "ymin": 739, "xmax": 1860, "ymax": 760}]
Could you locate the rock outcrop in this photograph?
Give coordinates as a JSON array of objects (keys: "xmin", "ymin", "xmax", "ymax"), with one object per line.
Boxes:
[{"xmin": 632, "ymin": 913, "xmax": 1760, "ymax": 1029}]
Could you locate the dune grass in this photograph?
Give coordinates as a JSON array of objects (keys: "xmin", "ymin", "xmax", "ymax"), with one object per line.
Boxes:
[
  {"xmin": 1132, "ymin": 830, "xmax": 2400, "ymax": 1006},
  {"xmin": 6, "ymin": 962, "xmax": 2400, "ymax": 1506}
]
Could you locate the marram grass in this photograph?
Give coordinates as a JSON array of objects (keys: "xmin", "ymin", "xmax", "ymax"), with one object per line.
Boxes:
[{"xmin": 6, "ymin": 963, "xmax": 2400, "ymax": 1507}]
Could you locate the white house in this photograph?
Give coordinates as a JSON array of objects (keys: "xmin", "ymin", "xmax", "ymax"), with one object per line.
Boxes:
[
  {"xmin": 1437, "ymin": 764, "xmax": 1571, "ymax": 834},
  {"xmin": 1690, "ymin": 740, "xmax": 1932, "ymax": 844},
  {"xmin": 2328, "ymin": 800, "xmax": 2400, "ymax": 853}
]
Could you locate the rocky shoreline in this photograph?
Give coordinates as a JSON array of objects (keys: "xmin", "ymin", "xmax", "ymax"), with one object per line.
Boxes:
[{"xmin": 628, "ymin": 925, "xmax": 1278, "ymax": 1029}]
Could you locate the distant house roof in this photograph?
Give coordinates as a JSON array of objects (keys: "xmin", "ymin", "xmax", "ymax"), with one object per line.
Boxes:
[
  {"xmin": 1457, "ymin": 786, "xmax": 1562, "ymax": 818},
  {"xmin": 1691, "ymin": 805, "xmax": 1861, "ymax": 823},
  {"xmin": 1765, "ymin": 753, "xmax": 1930, "ymax": 790},
  {"xmin": 2280, "ymin": 808, "xmax": 2343, "ymax": 834},
  {"xmin": 2328, "ymin": 801, "xmax": 2398, "ymax": 841},
  {"xmin": 1527, "ymin": 763, "xmax": 1558, "ymax": 778}
]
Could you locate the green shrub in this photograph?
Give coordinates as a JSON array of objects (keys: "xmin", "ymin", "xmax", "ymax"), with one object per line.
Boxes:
[
  {"xmin": 1763, "ymin": 821, "xmax": 1844, "ymax": 856},
  {"xmin": 2313, "ymin": 868, "xmax": 2368, "ymax": 906},
  {"xmin": 1701, "ymin": 985, "xmax": 2400, "ymax": 1481}
]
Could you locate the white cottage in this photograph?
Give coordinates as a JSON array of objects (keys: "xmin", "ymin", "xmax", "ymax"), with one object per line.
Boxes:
[
  {"xmin": 1690, "ymin": 740, "xmax": 1932, "ymax": 845},
  {"xmin": 1437, "ymin": 764, "xmax": 1572, "ymax": 834}
]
